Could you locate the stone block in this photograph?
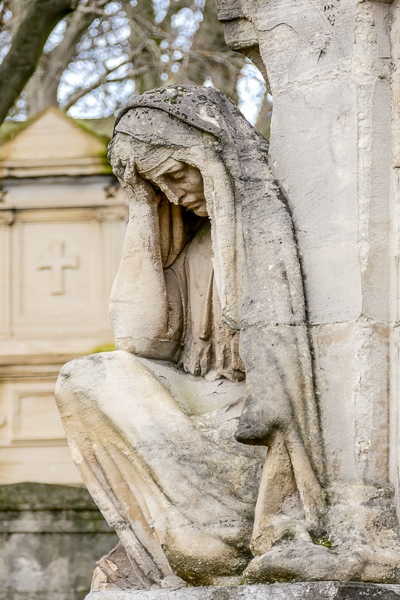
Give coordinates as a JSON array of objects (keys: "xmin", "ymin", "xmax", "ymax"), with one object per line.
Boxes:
[
  {"xmin": 0, "ymin": 483, "xmax": 117, "ymax": 600},
  {"xmin": 85, "ymin": 582, "xmax": 400, "ymax": 600}
]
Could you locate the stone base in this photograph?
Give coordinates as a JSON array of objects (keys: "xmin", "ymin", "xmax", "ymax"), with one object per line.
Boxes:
[
  {"xmin": 0, "ymin": 483, "xmax": 118, "ymax": 600},
  {"xmin": 86, "ymin": 582, "xmax": 400, "ymax": 600}
]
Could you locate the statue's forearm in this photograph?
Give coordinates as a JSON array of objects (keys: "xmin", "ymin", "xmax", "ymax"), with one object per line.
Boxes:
[{"xmin": 109, "ymin": 201, "xmax": 173, "ymax": 353}]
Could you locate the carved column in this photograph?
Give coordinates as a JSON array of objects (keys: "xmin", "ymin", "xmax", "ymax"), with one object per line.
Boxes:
[
  {"xmin": 0, "ymin": 210, "xmax": 14, "ymax": 338},
  {"xmin": 218, "ymin": 0, "xmax": 398, "ymax": 519}
]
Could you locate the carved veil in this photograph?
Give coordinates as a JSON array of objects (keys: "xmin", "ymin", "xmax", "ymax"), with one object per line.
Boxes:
[{"xmin": 110, "ymin": 86, "xmax": 325, "ymax": 515}]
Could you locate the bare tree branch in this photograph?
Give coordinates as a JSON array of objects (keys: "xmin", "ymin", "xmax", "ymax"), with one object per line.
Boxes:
[
  {"xmin": 0, "ymin": 1, "xmax": 10, "ymax": 31},
  {"xmin": 0, "ymin": 0, "xmax": 249, "ymax": 122},
  {"xmin": 48, "ymin": 0, "xmax": 109, "ymax": 75},
  {"xmin": 24, "ymin": 0, "xmax": 110, "ymax": 115},
  {"xmin": 0, "ymin": 0, "xmax": 79, "ymax": 125},
  {"xmin": 255, "ymin": 90, "xmax": 272, "ymax": 139},
  {"xmin": 62, "ymin": 64, "xmax": 150, "ymax": 111}
]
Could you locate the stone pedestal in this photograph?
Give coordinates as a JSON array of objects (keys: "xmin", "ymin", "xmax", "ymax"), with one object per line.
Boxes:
[
  {"xmin": 85, "ymin": 582, "xmax": 400, "ymax": 600},
  {"xmin": 0, "ymin": 483, "xmax": 117, "ymax": 600}
]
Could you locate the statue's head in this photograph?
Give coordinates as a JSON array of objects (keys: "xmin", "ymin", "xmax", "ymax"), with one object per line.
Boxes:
[
  {"xmin": 108, "ymin": 100, "xmax": 213, "ymax": 219},
  {"xmin": 108, "ymin": 85, "xmax": 270, "ymax": 329}
]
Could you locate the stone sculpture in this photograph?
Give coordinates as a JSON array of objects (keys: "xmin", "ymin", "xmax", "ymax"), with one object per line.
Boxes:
[{"xmin": 56, "ymin": 85, "xmax": 400, "ymax": 593}]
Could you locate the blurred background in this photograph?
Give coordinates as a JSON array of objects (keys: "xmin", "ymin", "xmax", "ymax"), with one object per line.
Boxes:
[{"xmin": 0, "ymin": 0, "xmax": 271, "ymax": 134}]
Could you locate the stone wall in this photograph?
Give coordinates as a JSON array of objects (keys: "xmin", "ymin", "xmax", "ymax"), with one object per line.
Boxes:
[{"xmin": 0, "ymin": 483, "xmax": 117, "ymax": 600}]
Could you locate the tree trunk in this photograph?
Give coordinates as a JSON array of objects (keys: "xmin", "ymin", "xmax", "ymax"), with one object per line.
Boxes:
[
  {"xmin": 255, "ymin": 92, "xmax": 272, "ymax": 140},
  {"xmin": 25, "ymin": 3, "xmax": 107, "ymax": 116},
  {"xmin": 0, "ymin": 0, "xmax": 78, "ymax": 125}
]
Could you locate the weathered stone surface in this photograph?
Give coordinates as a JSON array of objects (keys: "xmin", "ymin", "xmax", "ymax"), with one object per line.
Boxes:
[
  {"xmin": 85, "ymin": 582, "xmax": 400, "ymax": 600},
  {"xmin": 0, "ymin": 483, "xmax": 118, "ymax": 600},
  {"xmin": 56, "ymin": 85, "xmax": 332, "ymax": 590},
  {"xmin": 55, "ymin": 76, "xmax": 400, "ymax": 590},
  {"xmin": 215, "ymin": 0, "xmax": 400, "ymax": 584}
]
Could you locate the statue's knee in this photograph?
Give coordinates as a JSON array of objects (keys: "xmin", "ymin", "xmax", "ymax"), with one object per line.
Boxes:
[
  {"xmin": 59, "ymin": 354, "xmax": 99, "ymax": 380},
  {"xmin": 57, "ymin": 351, "xmax": 136, "ymax": 394},
  {"xmin": 56, "ymin": 352, "xmax": 116, "ymax": 400}
]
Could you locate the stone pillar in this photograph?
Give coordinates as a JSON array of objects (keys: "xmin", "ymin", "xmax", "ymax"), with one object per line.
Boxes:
[
  {"xmin": 0, "ymin": 210, "xmax": 14, "ymax": 339},
  {"xmin": 218, "ymin": 0, "xmax": 400, "ymax": 558}
]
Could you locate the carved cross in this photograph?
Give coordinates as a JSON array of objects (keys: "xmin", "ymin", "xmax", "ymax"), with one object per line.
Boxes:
[{"xmin": 37, "ymin": 241, "xmax": 79, "ymax": 295}]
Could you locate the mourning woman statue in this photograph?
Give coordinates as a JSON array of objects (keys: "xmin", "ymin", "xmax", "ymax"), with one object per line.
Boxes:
[{"xmin": 56, "ymin": 86, "xmax": 339, "ymax": 592}]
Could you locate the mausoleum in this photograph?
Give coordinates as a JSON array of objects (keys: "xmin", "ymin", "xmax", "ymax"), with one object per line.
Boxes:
[{"xmin": 0, "ymin": 106, "xmax": 127, "ymax": 484}]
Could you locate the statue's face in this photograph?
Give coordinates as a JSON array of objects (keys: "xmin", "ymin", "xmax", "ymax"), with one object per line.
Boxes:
[{"xmin": 142, "ymin": 158, "xmax": 208, "ymax": 217}]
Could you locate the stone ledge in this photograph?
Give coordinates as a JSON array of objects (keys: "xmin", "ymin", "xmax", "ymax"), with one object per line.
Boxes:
[
  {"xmin": 0, "ymin": 483, "xmax": 113, "ymax": 534},
  {"xmin": 0, "ymin": 482, "xmax": 98, "ymax": 510},
  {"xmin": 86, "ymin": 582, "xmax": 400, "ymax": 600}
]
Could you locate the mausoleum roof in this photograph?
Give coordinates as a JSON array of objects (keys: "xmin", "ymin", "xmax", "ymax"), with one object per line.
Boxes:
[{"xmin": 0, "ymin": 106, "xmax": 112, "ymax": 178}]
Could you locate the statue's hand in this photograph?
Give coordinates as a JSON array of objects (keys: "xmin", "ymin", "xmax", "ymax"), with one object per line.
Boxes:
[
  {"xmin": 234, "ymin": 393, "xmax": 290, "ymax": 446},
  {"xmin": 235, "ymin": 394, "xmax": 327, "ymax": 532},
  {"xmin": 130, "ymin": 173, "xmax": 159, "ymax": 207},
  {"xmin": 112, "ymin": 157, "xmax": 159, "ymax": 207}
]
